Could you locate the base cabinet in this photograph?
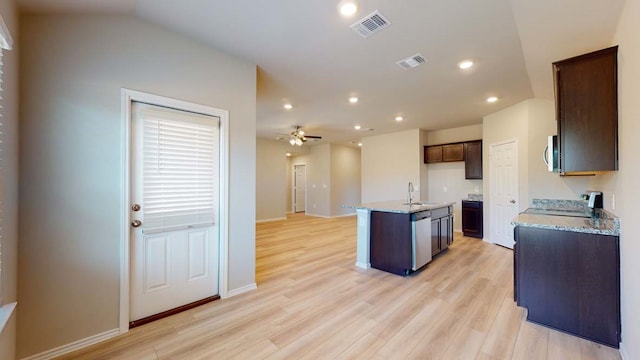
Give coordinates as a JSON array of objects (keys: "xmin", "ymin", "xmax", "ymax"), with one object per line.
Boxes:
[
  {"xmin": 370, "ymin": 211, "xmax": 411, "ymax": 276},
  {"xmin": 431, "ymin": 206, "xmax": 453, "ymax": 257},
  {"xmin": 514, "ymin": 226, "xmax": 620, "ymax": 348},
  {"xmin": 461, "ymin": 200, "xmax": 483, "ymax": 238}
]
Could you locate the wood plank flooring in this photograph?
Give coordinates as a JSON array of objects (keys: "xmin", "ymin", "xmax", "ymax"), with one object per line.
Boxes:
[{"xmin": 58, "ymin": 213, "xmax": 620, "ymax": 359}]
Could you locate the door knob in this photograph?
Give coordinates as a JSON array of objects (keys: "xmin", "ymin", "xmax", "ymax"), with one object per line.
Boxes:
[
  {"xmin": 131, "ymin": 220, "xmax": 142, "ymax": 228},
  {"xmin": 131, "ymin": 204, "xmax": 141, "ymax": 212},
  {"xmin": 510, "ymin": 199, "xmax": 516, "ymax": 204}
]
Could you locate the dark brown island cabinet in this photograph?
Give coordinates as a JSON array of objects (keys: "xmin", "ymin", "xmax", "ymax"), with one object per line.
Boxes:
[
  {"xmin": 554, "ymin": 46, "xmax": 618, "ymax": 174},
  {"xmin": 431, "ymin": 206, "xmax": 453, "ymax": 257},
  {"xmin": 425, "ymin": 140, "xmax": 483, "ymax": 179},
  {"xmin": 514, "ymin": 226, "xmax": 620, "ymax": 348},
  {"xmin": 461, "ymin": 200, "xmax": 483, "ymax": 238},
  {"xmin": 369, "ymin": 206, "xmax": 453, "ymax": 276}
]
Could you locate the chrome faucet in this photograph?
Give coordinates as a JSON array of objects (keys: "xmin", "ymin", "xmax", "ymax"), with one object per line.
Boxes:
[{"xmin": 408, "ymin": 181, "xmax": 414, "ymax": 204}]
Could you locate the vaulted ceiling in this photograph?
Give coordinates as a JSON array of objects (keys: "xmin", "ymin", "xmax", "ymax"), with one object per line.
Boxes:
[{"xmin": 18, "ymin": 0, "xmax": 625, "ymax": 147}]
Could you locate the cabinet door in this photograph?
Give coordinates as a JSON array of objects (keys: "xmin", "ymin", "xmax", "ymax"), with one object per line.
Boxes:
[
  {"xmin": 440, "ymin": 216, "xmax": 453, "ymax": 251},
  {"xmin": 431, "ymin": 218, "xmax": 441, "ymax": 256},
  {"xmin": 370, "ymin": 212, "xmax": 412, "ymax": 276},
  {"xmin": 425, "ymin": 146, "xmax": 443, "ymax": 163},
  {"xmin": 555, "ymin": 46, "xmax": 618, "ymax": 173},
  {"xmin": 516, "ymin": 226, "xmax": 620, "ymax": 347},
  {"xmin": 464, "ymin": 141, "xmax": 483, "ymax": 179},
  {"xmin": 442, "ymin": 144, "xmax": 464, "ymax": 162}
]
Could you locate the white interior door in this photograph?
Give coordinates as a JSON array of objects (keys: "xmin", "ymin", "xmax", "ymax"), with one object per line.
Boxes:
[
  {"xmin": 489, "ymin": 140, "xmax": 519, "ymax": 249},
  {"xmin": 294, "ymin": 164, "xmax": 306, "ymax": 213},
  {"xmin": 130, "ymin": 102, "xmax": 220, "ymax": 322}
]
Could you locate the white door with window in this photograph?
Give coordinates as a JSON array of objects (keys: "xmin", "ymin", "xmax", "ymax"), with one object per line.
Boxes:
[
  {"xmin": 130, "ymin": 102, "xmax": 219, "ymax": 322},
  {"xmin": 294, "ymin": 164, "xmax": 306, "ymax": 213},
  {"xmin": 489, "ymin": 140, "xmax": 519, "ymax": 249}
]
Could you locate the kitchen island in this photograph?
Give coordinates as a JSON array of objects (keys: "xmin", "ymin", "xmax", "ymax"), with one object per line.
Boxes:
[{"xmin": 345, "ymin": 200, "xmax": 455, "ymax": 275}]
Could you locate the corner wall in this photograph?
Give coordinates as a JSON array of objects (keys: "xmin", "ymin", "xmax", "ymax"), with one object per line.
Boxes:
[
  {"xmin": 18, "ymin": 14, "xmax": 256, "ymax": 358},
  {"xmin": 605, "ymin": 2, "xmax": 640, "ymax": 357},
  {"xmin": 330, "ymin": 144, "xmax": 361, "ymax": 216},
  {"xmin": 0, "ymin": 0, "xmax": 18, "ymax": 359},
  {"xmin": 256, "ymin": 139, "xmax": 290, "ymax": 221}
]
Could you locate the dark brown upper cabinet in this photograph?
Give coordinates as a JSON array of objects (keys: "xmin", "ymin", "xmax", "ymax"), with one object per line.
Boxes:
[
  {"xmin": 425, "ymin": 146, "xmax": 443, "ymax": 163},
  {"xmin": 554, "ymin": 46, "xmax": 618, "ymax": 174},
  {"xmin": 442, "ymin": 143, "xmax": 464, "ymax": 162},
  {"xmin": 425, "ymin": 140, "xmax": 483, "ymax": 179},
  {"xmin": 464, "ymin": 140, "xmax": 482, "ymax": 179}
]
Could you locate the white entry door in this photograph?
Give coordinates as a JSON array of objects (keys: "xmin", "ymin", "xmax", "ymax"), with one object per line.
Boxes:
[
  {"xmin": 489, "ymin": 140, "xmax": 519, "ymax": 249},
  {"xmin": 294, "ymin": 164, "xmax": 306, "ymax": 213},
  {"xmin": 130, "ymin": 102, "xmax": 220, "ymax": 322}
]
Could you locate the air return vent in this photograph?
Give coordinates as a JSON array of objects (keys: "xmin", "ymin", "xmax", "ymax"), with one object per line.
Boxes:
[
  {"xmin": 396, "ymin": 54, "xmax": 427, "ymax": 70},
  {"xmin": 350, "ymin": 10, "xmax": 391, "ymax": 38}
]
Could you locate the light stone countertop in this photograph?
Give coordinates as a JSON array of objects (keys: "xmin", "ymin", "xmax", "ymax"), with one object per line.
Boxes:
[
  {"xmin": 511, "ymin": 212, "xmax": 619, "ymax": 236},
  {"xmin": 345, "ymin": 200, "xmax": 455, "ymax": 214}
]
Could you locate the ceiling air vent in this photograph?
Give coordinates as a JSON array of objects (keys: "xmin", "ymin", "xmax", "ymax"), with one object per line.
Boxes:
[
  {"xmin": 396, "ymin": 54, "xmax": 427, "ymax": 70},
  {"xmin": 350, "ymin": 10, "xmax": 391, "ymax": 38}
]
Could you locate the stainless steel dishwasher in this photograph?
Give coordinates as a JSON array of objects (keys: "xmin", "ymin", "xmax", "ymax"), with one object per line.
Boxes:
[{"xmin": 411, "ymin": 210, "xmax": 432, "ymax": 270}]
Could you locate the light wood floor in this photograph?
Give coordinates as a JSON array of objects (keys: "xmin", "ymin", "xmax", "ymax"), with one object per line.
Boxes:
[{"xmin": 59, "ymin": 213, "xmax": 620, "ymax": 360}]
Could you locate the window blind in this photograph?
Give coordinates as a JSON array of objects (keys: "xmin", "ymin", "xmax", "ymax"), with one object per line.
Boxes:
[
  {"xmin": 0, "ymin": 13, "xmax": 13, "ymax": 304},
  {"xmin": 139, "ymin": 105, "xmax": 219, "ymax": 234}
]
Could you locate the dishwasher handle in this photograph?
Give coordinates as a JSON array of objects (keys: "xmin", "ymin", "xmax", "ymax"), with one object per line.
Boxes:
[{"xmin": 411, "ymin": 211, "xmax": 431, "ymax": 221}]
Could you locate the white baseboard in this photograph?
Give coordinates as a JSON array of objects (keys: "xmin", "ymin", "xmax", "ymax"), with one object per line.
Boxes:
[
  {"xmin": 305, "ymin": 213, "xmax": 356, "ymax": 219},
  {"xmin": 22, "ymin": 328, "xmax": 120, "ymax": 360},
  {"xmin": 223, "ymin": 283, "xmax": 257, "ymax": 299},
  {"xmin": 355, "ymin": 262, "xmax": 371, "ymax": 269},
  {"xmin": 256, "ymin": 217, "xmax": 287, "ymax": 223},
  {"xmin": 619, "ymin": 342, "xmax": 628, "ymax": 359}
]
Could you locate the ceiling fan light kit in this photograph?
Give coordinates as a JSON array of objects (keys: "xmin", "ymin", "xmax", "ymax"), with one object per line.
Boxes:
[{"xmin": 286, "ymin": 126, "xmax": 321, "ymax": 146}]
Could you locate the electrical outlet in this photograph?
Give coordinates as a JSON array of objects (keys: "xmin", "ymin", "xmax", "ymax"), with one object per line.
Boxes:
[
  {"xmin": 612, "ymin": 194, "xmax": 615, "ymax": 210},
  {"xmin": 443, "ymin": 186, "xmax": 448, "ymax": 193},
  {"xmin": 313, "ymin": 203, "xmax": 317, "ymax": 209},
  {"xmin": 474, "ymin": 186, "xmax": 479, "ymax": 193}
]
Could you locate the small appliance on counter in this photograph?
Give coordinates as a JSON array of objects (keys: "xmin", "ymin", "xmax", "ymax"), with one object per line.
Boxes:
[{"xmin": 586, "ymin": 191, "xmax": 603, "ymax": 210}]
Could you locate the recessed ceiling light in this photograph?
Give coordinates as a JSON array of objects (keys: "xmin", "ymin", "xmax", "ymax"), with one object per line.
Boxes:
[
  {"xmin": 458, "ymin": 60, "xmax": 474, "ymax": 69},
  {"xmin": 286, "ymin": 153, "xmax": 291, "ymax": 157},
  {"xmin": 354, "ymin": 125, "xmax": 362, "ymax": 130},
  {"xmin": 339, "ymin": 1, "xmax": 358, "ymax": 17},
  {"xmin": 395, "ymin": 116, "xmax": 404, "ymax": 122},
  {"xmin": 349, "ymin": 96, "xmax": 359, "ymax": 104},
  {"xmin": 358, "ymin": 142, "xmax": 363, "ymax": 147},
  {"xmin": 486, "ymin": 96, "xmax": 498, "ymax": 103},
  {"xmin": 283, "ymin": 103, "xmax": 293, "ymax": 110}
]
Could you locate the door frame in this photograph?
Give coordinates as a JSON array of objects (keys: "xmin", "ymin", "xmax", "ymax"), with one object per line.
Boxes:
[
  {"xmin": 119, "ymin": 88, "xmax": 230, "ymax": 334},
  {"xmin": 292, "ymin": 163, "xmax": 307, "ymax": 213},
  {"xmin": 488, "ymin": 138, "xmax": 519, "ymax": 247}
]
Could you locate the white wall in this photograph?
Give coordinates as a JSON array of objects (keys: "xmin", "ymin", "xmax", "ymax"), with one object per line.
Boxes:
[
  {"xmin": 18, "ymin": 14, "xmax": 256, "ymax": 358},
  {"xmin": 330, "ymin": 145, "xmax": 361, "ymax": 216},
  {"xmin": 256, "ymin": 139, "xmax": 290, "ymax": 221},
  {"xmin": 482, "ymin": 100, "xmax": 530, "ymax": 242},
  {"xmin": 291, "ymin": 144, "xmax": 331, "ymax": 217},
  {"xmin": 426, "ymin": 124, "xmax": 484, "ymax": 231},
  {"xmin": 526, "ymin": 99, "xmax": 590, "ymax": 200},
  {"xmin": 361, "ymin": 129, "xmax": 423, "ymax": 202},
  {"xmin": 0, "ymin": 0, "xmax": 18, "ymax": 359},
  {"xmin": 605, "ymin": 3, "xmax": 640, "ymax": 357},
  {"xmin": 482, "ymin": 99, "xmax": 592, "ymax": 243}
]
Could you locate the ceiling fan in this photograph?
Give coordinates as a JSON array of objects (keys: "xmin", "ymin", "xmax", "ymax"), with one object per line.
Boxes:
[{"xmin": 278, "ymin": 126, "xmax": 322, "ymax": 146}]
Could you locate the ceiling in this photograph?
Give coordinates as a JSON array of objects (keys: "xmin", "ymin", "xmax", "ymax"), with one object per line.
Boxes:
[{"xmin": 18, "ymin": 0, "xmax": 625, "ymax": 148}]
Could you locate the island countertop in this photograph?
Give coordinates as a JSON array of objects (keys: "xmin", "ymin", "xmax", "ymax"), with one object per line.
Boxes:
[{"xmin": 345, "ymin": 200, "xmax": 455, "ymax": 214}]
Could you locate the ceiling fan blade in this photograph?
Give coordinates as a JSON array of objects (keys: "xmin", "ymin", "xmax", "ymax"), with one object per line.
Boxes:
[{"xmin": 303, "ymin": 135, "xmax": 322, "ymax": 139}]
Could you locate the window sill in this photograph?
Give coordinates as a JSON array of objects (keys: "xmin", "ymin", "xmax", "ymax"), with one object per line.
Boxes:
[{"xmin": 0, "ymin": 302, "xmax": 17, "ymax": 333}]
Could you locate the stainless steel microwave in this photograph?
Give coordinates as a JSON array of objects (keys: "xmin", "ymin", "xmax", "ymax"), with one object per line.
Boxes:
[{"xmin": 544, "ymin": 135, "xmax": 559, "ymax": 172}]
